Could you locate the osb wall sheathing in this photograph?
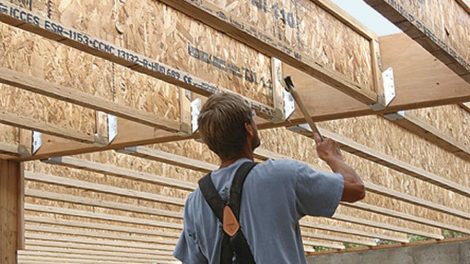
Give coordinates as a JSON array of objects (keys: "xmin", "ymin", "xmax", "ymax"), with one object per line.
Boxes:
[
  {"xmin": 35, "ymin": 0, "xmax": 273, "ymax": 106},
  {"xmin": 208, "ymin": 0, "xmax": 375, "ymax": 92},
  {"xmin": 391, "ymin": 0, "xmax": 469, "ymax": 64},
  {"xmin": 410, "ymin": 105, "xmax": 470, "ymax": 148}
]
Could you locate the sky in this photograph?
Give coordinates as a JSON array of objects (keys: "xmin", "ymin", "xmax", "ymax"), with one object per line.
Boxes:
[{"xmin": 331, "ymin": 0, "xmax": 401, "ymax": 36}]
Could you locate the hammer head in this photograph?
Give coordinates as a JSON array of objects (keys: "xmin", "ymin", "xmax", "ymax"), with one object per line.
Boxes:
[{"xmin": 283, "ymin": 76, "xmax": 295, "ymax": 92}]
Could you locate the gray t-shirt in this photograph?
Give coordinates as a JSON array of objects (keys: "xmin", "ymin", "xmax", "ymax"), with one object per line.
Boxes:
[{"xmin": 174, "ymin": 158, "xmax": 344, "ymax": 264}]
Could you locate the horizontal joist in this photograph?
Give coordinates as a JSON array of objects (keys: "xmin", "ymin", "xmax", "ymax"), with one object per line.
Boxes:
[
  {"xmin": 0, "ymin": 67, "xmax": 181, "ymax": 132},
  {"xmin": 16, "ymin": 121, "xmax": 194, "ymax": 162},
  {"xmin": 299, "ymin": 231, "xmax": 376, "ymax": 247},
  {"xmin": 24, "ymin": 203, "xmax": 183, "ymax": 230},
  {"xmin": 333, "ymin": 213, "xmax": 443, "ymax": 240},
  {"xmin": 24, "ymin": 246, "xmax": 171, "ymax": 261},
  {"xmin": 25, "ymin": 223, "xmax": 178, "ymax": 245},
  {"xmin": 288, "ymin": 124, "xmax": 470, "ymax": 197},
  {"xmin": 118, "ymin": 146, "xmax": 218, "ymax": 173},
  {"xmin": 301, "ymin": 240, "xmax": 345, "ymax": 250},
  {"xmin": 25, "ymin": 239, "xmax": 172, "ymax": 256},
  {"xmin": 25, "ymin": 233, "xmax": 175, "ymax": 251},
  {"xmin": 159, "ymin": 0, "xmax": 377, "ymax": 104},
  {"xmin": 25, "ymin": 215, "xmax": 181, "ymax": 239},
  {"xmin": 17, "ymin": 251, "xmax": 175, "ymax": 263},
  {"xmin": 0, "ymin": 110, "xmax": 97, "ymax": 143},
  {"xmin": 365, "ymin": 181, "xmax": 470, "ymax": 220},
  {"xmin": 25, "ymin": 171, "xmax": 186, "ymax": 206},
  {"xmin": 0, "ymin": 1, "xmax": 274, "ymax": 119},
  {"xmin": 18, "ymin": 256, "xmax": 174, "ymax": 264},
  {"xmin": 45, "ymin": 156, "xmax": 196, "ymax": 191},
  {"xmin": 348, "ymin": 202, "xmax": 470, "ymax": 235},
  {"xmin": 0, "ymin": 142, "xmax": 22, "ymax": 157},
  {"xmin": 385, "ymin": 111, "xmax": 470, "ymax": 161},
  {"xmin": 25, "ymin": 189, "xmax": 376, "ymax": 246},
  {"xmin": 25, "ymin": 188, "xmax": 182, "ymax": 219},
  {"xmin": 300, "ymin": 220, "xmax": 408, "ymax": 243}
]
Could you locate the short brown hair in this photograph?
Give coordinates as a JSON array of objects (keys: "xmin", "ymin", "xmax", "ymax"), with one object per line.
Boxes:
[{"xmin": 197, "ymin": 92, "xmax": 253, "ymax": 159}]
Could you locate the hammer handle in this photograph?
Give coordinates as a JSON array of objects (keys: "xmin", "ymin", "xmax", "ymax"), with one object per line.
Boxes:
[{"xmin": 288, "ymin": 88, "xmax": 324, "ymax": 141}]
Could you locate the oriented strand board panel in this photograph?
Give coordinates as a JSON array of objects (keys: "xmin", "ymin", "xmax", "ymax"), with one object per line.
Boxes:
[
  {"xmin": 366, "ymin": 0, "xmax": 470, "ymax": 81},
  {"xmin": 37, "ymin": 0, "xmax": 273, "ymax": 106},
  {"xmin": 0, "ymin": 21, "xmax": 181, "ymax": 126},
  {"xmin": 0, "ymin": 24, "xmax": 96, "ymax": 135},
  {"xmin": 205, "ymin": 0, "xmax": 375, "ymax": 92},
  {"xmin": 0, "ymin": 124, "xmax": 17, "ymax": 145},
  {"xmin": 409, "ymin": 105, "xmax": 470, "ymax": 148}
]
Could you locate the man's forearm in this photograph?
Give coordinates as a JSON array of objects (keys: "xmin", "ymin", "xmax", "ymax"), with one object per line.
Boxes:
[
  {"xmin": 326, "ymin": 157, "xmax": 363, "ymax": 185},
  {"xmin": 326, "ymin": 156, "xmax": 365, "ymax": 202}
]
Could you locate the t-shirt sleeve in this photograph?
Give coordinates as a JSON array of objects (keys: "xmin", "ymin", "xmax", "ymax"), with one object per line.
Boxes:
[
  {"xmin": 173, "ymin": 194, "xmax": 208, "ymax": 264},
  {"xmin": 294, "ymin": 162, "xmax": 344, "ymax": 217}
]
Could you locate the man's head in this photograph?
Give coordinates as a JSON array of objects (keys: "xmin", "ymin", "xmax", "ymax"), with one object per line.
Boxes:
[{"xmin": 197, "ymin": 92, "xmax": 261, "ymax": 160}]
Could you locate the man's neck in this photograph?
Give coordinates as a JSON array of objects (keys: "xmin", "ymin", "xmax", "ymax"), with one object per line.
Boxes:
[{"xmin": 219, "ymin": 152, "xmax": 254, "ymax": 169}]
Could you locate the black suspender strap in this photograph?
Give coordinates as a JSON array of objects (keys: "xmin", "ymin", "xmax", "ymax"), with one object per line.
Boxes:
[
  {"xmin": 199, "ymin": 174, "xmax": 225, "ymax": 221},
  {"xmin": 198, "ymin": 162, "xmax": 257, "ymax": 264},
  {"xmin": 229, "ymin": 162, "xmax": 257, "ymax": 218}
]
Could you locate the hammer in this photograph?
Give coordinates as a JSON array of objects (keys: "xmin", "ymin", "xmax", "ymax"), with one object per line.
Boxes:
[{"xmin": 283, "ymin": 76, "xmax": 324, "ymax": 141}]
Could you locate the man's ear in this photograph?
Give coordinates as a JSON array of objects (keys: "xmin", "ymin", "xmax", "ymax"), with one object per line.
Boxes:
[{"xmin": 245, "ymin": 122, "xmax": 254, "ymax": 137}]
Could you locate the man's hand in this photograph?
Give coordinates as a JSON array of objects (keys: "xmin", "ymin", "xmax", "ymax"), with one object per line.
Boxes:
[
  {"xmin": 313, "ymin": 132, "xmax": 365, "ymax": 203},
  {"xmin": 313, "ymin": 133, "xmax": 342, "ymax": 163}
]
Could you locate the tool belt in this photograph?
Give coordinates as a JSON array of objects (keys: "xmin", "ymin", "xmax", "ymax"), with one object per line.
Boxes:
[{"xmin": 198, "ymin": 162, "xmax": 257, "ymax": 264}]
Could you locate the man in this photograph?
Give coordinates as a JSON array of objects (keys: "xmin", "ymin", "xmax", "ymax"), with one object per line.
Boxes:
[{"xmin": 174, "ymin": 92, "xmax": 365, "ymax": 263}]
